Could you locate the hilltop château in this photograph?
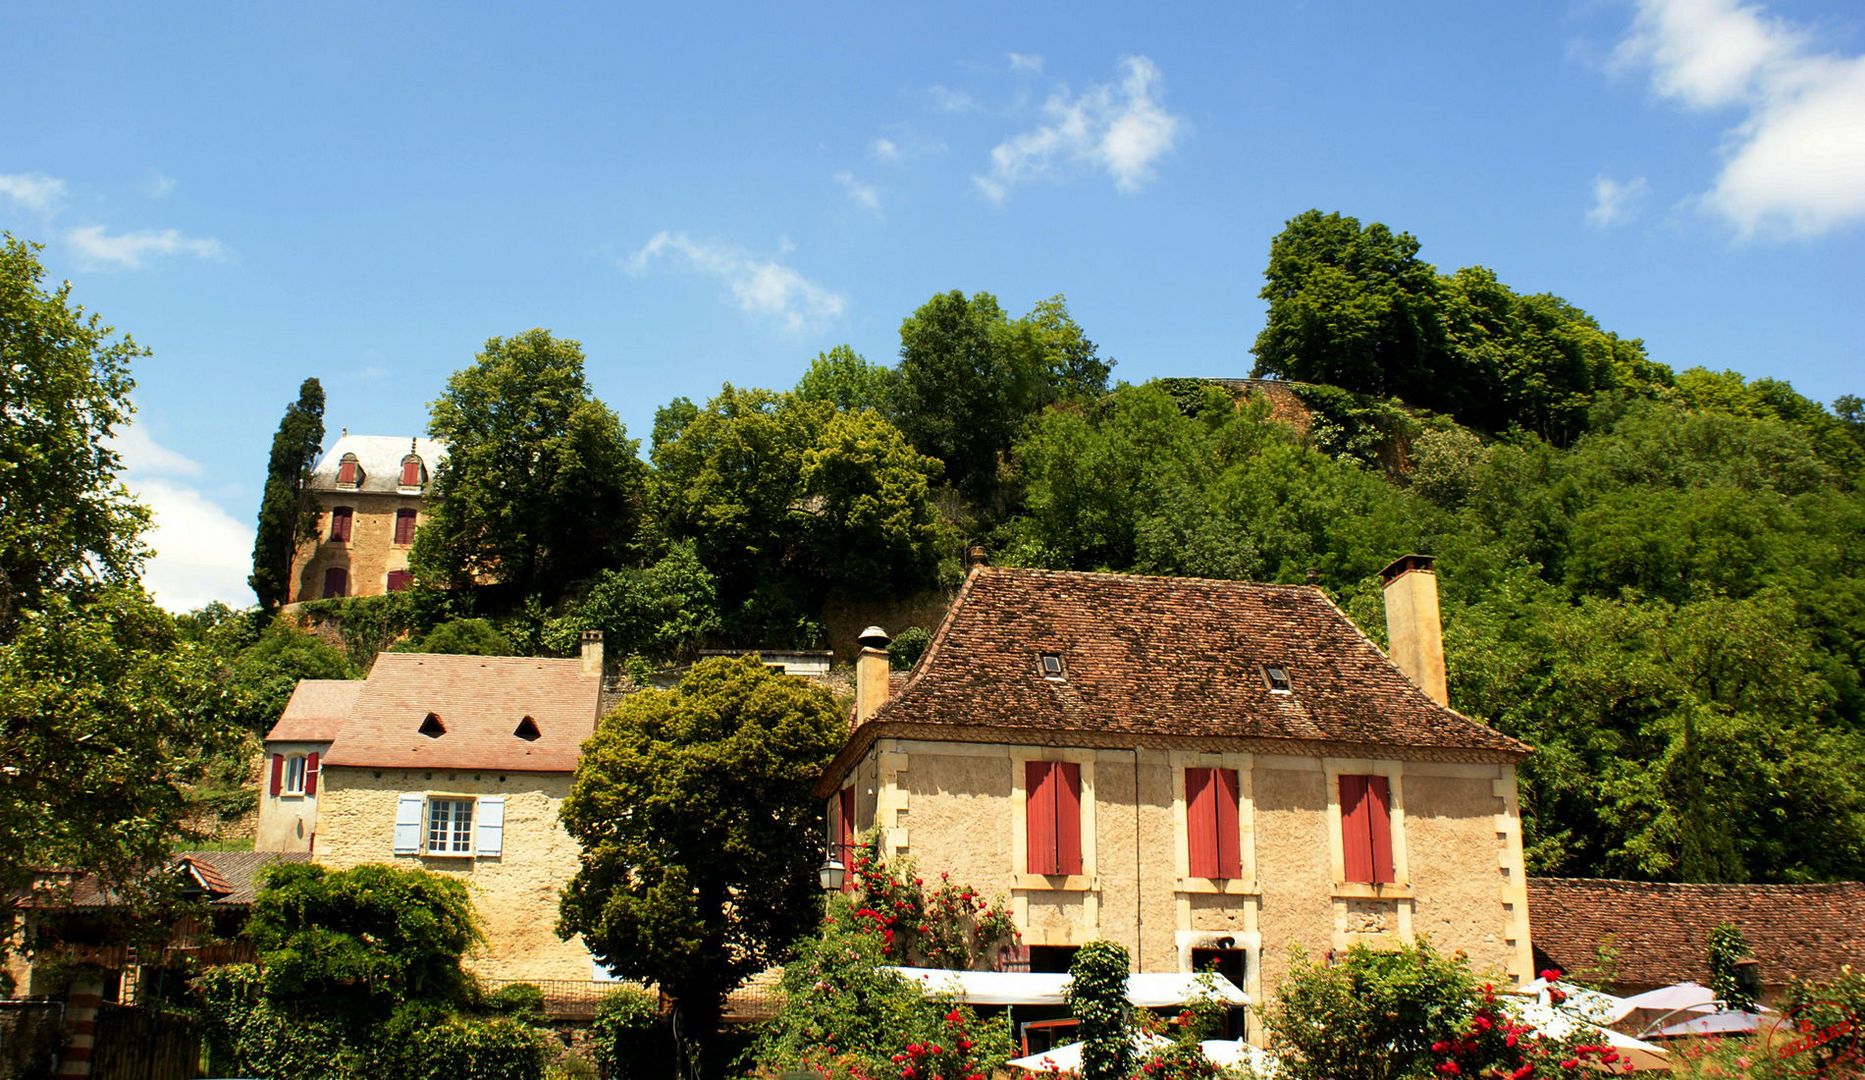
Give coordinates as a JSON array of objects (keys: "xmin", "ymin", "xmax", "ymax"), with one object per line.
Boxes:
[{"xmin": 288, "ymin": 433, "xmax": 446, "ymax": 603}]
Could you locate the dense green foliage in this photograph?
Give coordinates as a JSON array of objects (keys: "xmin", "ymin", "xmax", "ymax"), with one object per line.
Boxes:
[
  {"xmin": 587, "ymin": 987, "xmax": 671, "ymax": 1080},
  {"xmin": 748, "ymin": 893, "xmax": 1015, "ymax": 1080},
  {"xmin": 558, "ymin": 656, "xmax": 846, "ymax": 1075},
  {"xmin": 1264, "ymin": 942, "xmax": 1476, "ymax": 1080},
  {"xmin": 413, "ymin": 328, "xmax": 648, "ymax": 597},
  {"xmin": 401, "ymin": 616, "xmax": 515, "ymax": 656},
  {"xmin": 249, "ymin": 378, "xmax": 326, "ymax": 609},
  {"xmin": 1705, "ymin": 922, "xmax": 1757, "ymax": 1012},
  {"xmin": 542, "ymin": 544, "xmax": 720, "ymax": 662},
  {"xmin": 1068, "ymin": 941, "xmax": 1138, "ymax": 1080}
]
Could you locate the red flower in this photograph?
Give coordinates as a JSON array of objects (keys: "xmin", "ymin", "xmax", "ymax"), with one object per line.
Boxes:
[{"xmin": 1540, "ymin": 968, "xmax": 1563, "ymax": 982}]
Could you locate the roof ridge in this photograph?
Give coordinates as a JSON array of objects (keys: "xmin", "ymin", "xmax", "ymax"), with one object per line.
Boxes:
[
  {"xmin": 975, "ymin": 564, "xmax": 1321, "ymax": 592},
  {"xmin": 1531, "ymin": 876, "xmax": 1865, "ymax": 890}
]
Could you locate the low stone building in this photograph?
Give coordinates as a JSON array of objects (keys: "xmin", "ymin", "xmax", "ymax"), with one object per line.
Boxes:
[
  {"xmin": 1527, "ymin": 877, "xmax": 1865, "ymax": 1000},
  {"xmin": 287, "ymin": 433, "xmax": 446, "ymax": 603},
  {"xmin": 255, "ymin": 679, "xmax": 360, "ymax": 852},
  {"xmin": 254, "ymin": 634, "xmax": 608, "ymax": 983},
  {"xmin": 819, "ymin": 558, "xmax": 1535, "ymax": 1042}
]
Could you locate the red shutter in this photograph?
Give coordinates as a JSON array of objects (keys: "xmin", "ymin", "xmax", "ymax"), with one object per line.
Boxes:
[
  {"xmin": 1215, "ymin": 767, "xmax": 1242, "ymax": 880},
  {"xmin": 1055, "ymin": 762, "xmax": 1082, "ymax": 875},
  {"xmin": 386, "ymin": 570, "xmax": 412, "ymax": 592},
  {"xmin": 837, "ymin": 786, "xmax": 856, "ymax": 890},
  {"xmin": 1340, "ymin": 775, "xmax": 1373, "ymax": 883},
  {"xmin": 337, "ymin": 459, "xmax": 357, "ymax": 484},
  {"xmin": 329, "ymin": 508, "xmax": 352, "ymax": 543},
  {"xmin": 1366, "ymin": 776, "xmax": 1395, "ymax": 884},
  {"xmin": 395, "ymin": 509, "xmax": 417, "ymax": 545},
  {"xmin": 1026, "ymin": 760, "xmax": 1057, "ymax": 875},
  {"xmin": 269, "ymin": 754, "xmax": 283, "ymax": 796},
  {"xmin": 401, "ymin": 460, "xmax": 421, "ymax": 486},
  {"xmin": 322, "ymin": 567, "xmax": 348, "ymax": 598},
  {"xmin": 1186, "ymin": 767, "xmax": 1217, "ymax": 878},
  {"xmin": 305, "ymin": 752, "xmax": 319, "ymax": 797}
]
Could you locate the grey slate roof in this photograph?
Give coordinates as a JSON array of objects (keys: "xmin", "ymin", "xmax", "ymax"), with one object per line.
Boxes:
[{"xmin": 310, "ymin": 433, "xmax": 448, "ymax": 494}]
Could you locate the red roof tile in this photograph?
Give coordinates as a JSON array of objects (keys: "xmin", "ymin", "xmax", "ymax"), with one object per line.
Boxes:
[
  {"xmin": 321, "ymin": 653, "xmax": 601, "ymax": 773},
  {"xmin": 1527, "ymin": 877, "xmax": 1865, "ymax": 989},
  {"xmin": 844, "ymin": 567, "xmax": 1526, "ymax": 763},
  {"xmin": 267, "ymin": 679, "xmax": 362, "ymax": 742}
]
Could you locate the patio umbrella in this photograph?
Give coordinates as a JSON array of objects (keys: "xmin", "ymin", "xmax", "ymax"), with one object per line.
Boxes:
[
  {"xmin": 1199, "ymin": 1040, "xmax": 1282, "ymax": 1076},
  {"xmin": 1507, "ymin": 999, "xmax": 1671, "ymax": 1072},
  {"xmin": 1654, "ymin": 1010, "xmax": 1769, "ymax": 1037},
  {"xmin": 1618, "ymin": 981, "xmax": 1720, "ymax": 1014},
  {"xmin": 1006, "ymin": 1033, "xmax": 1174, "ymax": 1073}
]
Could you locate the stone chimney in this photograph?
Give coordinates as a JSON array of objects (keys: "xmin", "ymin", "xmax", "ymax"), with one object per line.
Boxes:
[
  {"xmin": 855, "ymin": 626, "xmax": 892, "ymax": 722},
  {"xmin": 1380, "ymin": 554, "xmax": 1447, "ymax": 706},
  {"xmin": 579, "ymin": 630, "xmax": 604, "ymax": 678}
]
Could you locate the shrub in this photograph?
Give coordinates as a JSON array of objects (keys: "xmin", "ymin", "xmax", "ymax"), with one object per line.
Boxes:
[
  {"xmin": 482, "ymin": 981, "xmax": 548, "ymax": 1025},
  {"xmin": 378, "ymin": 1007, "xmax": 549, "ymax": 1080},
  {"xmin": 588, "ymin": 987, "xmax": 669, "ymax": 1080},
  {"xmin": 888, "ymin": 626, "xmax": 931, "ymax": 670},
  {"xmin": 197, "ymin": 964, "xmax": 369, "ymax": 1079},
  {"xmin": 1068, "ymin": 941, "xmax": 1137, "ymax": 1080},
  {"xmin": 1264, "ymin": 941, "xmax": 1474, "ymax": 1080}
]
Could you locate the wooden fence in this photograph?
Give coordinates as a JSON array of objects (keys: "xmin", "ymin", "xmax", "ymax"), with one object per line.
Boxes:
[{"xmin": 88, "ymin": 1004, "xmax": 200, "ymax": 1080}]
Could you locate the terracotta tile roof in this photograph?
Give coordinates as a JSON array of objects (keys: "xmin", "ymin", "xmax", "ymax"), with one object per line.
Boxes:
[
  {"xmin": 23, "ymin": 851, "xmax": 310, "ymax": 909},
  {"xmin": 847, "ymin": 567, "xmax": 1526, "ymax": 761},
  {"xmin": 1527, "ymin": 877, "xmax": 1865, "ymax": 989},
  {"xmin": 321, "ymin": 652, "xmax": 601, "ymax": 772},
  {"xmin": 267, "ymin": 679, "xmax": 363, "ymax": 742}
]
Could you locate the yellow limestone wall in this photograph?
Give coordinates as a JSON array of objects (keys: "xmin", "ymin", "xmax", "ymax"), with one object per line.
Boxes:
[
  {"xmin": 841, "ymin": 738, "xmax": 1533, "ymax": 1041},
  {"xmin": 314, "ymin": 767, "xmax": 595, "ymax": 982},
  {"xmin": 288, "ymin": 492, "xmax": 427, "ymax": 603}
]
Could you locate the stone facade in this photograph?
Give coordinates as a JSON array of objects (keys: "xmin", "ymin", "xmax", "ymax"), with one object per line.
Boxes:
[
  {"xmin": 313, "ymin": 767, "xmax": 595, "ymax": 981},
  {"xmin": 253, "ymin": 740, "xmax": 325, "ymax": 852},
  {"xmin": 285, "ymin": 433, "xmax": 445, "ymax": 603}
]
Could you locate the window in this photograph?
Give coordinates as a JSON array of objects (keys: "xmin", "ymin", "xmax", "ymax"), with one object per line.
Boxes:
[
  {"xmin": 1262, "ymin": 664, "xmax": 1292, "ymax": 692},
  {"xmin": 1185, "ymin": 767, "xmax": 1242, "ymax": 879},
  {"xmin": 328, "ymin": 506, "xmax": 353, "ymax": 543},
  {"xmin": 426, "ymin": 797, "xmax": 474, "ymax": 856},
  {"xmin": 1340, "ymin": 775, "xmax": 1395, "ymax": 884},
  {"xmin": 284, "ymin": 755, "xmax": 308, "ymax": 795},
  {"xmin": 419, "ymin": 713, "xmax": 445, "ymax": 738},
  {"xmin": 268, "ymin": 752, "xmax": 318, "ymax": 797},
  {"xmin": 513, "ymin": 716, "xmax": 541, "ymax": 741},
  {"xmin": 336, "ymin": 455, "xmax": 360, "ymax": 486},
  {"xmin": 1025, "ymin": 760, "xmax": 1082, "ymax": 875},
  {"xmin": 387, "ymin": 569, "xmax": 413, "ymax": 592},
  {"xmin": 1039, "ymin": 652, "xmax": 1065, "ymax": 679},
  {"xmin": 321, "ymin": 567, "xmax": 348, "ymax": 599},
  {"xmin": 394, "ymin": 508, "xmax": 418, "ymax": 545},
  {"xmin": 400, "ymin": 458, "xmax": 423, "ymax": 487}
]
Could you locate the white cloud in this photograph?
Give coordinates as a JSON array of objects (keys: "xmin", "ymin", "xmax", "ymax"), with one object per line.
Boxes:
[
  {"xmin": 1614, "ymin": 0, "xmax": 1865, "ymax": 238},
  {"xmin": 871, "ymin": 137, "xmax": 901, "ymax": 163},
  {"xmin": 835, "ymin": 171, "xmax": 883, "ymax": 215},
  {"xmin": 66, "ymin": 224, "xmax": 226, "ymax": 269},
  {"xmin": 1008, "ymin": 52, "xmax": 1045, "ymax": 74},
  {"xmin": 1588, "ymin": 173, "xmax": 1652, "ymax": 226},
  {"xmin": 974, "ymin": 55, "xmax": 1185, "ymax": 203},
  {"xmin": 142, "ymin": 170, "xmax": 178, "ymax": 199},
  {"xmin": 929, "ymin": 84, "xmax": 980, "ymax": 113},
  {"xmin": 111, "ymin": 421, "xmax": 253, "ymax": 611},
  {"xmin": 0, "ymin": 172, "xmax": 67, "ymax": 214},
  {"xmin": 628, "ymin": 231, "xmax": 846, "ymax": 331}
]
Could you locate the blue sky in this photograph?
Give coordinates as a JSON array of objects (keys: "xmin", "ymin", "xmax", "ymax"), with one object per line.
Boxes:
[{"xmin": 4, "ymin": 1, "xmax": 1861, "ymax": 609}]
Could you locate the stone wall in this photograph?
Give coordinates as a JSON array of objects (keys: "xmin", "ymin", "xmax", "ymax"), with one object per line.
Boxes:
[
  {"xmin": 288, "ymin": 491, "xmax": 427, "ymax": 603},
  {"xmin": 314, "ymin": 766, "xmax": 595, "ymax": 982},
  {"xmin": 253, "ymin": 741, "xmax": 325, "ymax": 853},
  {"xmin": 838, "ymin": 738, "xmax": 1531, "ymax": 1040}
]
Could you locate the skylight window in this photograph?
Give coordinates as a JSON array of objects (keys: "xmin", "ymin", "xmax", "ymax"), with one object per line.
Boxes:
[
  {"xmin": 419, "ymin": 713, "xmax": 446, "ymax": 738},
  {"xmin": 514, "ymin": 716, "xmax": 541, "ymax": 742},
  {"xmin": 1040, "ymin": 653, "xmax": 1065, "ymax": 679},
  {"xmin": 1262, "ymin": 664, "xmax": 1292, "ymax": 693}
]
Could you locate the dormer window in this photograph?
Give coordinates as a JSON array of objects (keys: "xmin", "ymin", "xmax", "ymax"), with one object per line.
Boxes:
[
  {"xmin": 400, "ymin": 456, "xmax": 424, "ymax": 488},
  {"xmin": 514, "ymin": 716, "xmax": 541, "ymax": 741},
  {"xmin": 419, "ymin": 713, "xmax": 446, "ymax": 738},
  {"xmin": 1263, "ymin": 664, "xmax": 1292, "ymax": 693},
  {"xmin": 1039, "ymin": 653, "xmax": 1065, "ymax": 680},
  {"xmin": 336, "ymin": 454, "xmax": 361, "ymax": 486}
]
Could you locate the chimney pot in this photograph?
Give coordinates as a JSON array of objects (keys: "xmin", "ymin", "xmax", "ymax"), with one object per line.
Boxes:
[
  {"xmin": 1379, "ymin": 554, "xmax": 1448, "ymax": 706},
  {"xmin": 966, "ymin": 544, "xmax": 988, "ymax": 568},
  {"xmin": 855, "ymin": 627, "xmax": 892, "ymax": 723}
]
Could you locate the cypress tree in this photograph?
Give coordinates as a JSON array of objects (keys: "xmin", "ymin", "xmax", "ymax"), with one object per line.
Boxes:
[{"xmin": 249, "ymin": 378, "xmax": 325, "ymax": 608}]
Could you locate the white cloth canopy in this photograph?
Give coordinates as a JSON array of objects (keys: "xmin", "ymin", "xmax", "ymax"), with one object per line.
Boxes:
[
  {"xmin": 1006, "ymin": 1033, "xmax": 1173, "ymax": 1073},
  {"xmin": 1006, "ymin": 1037, "xmax": 1281, "ymax": 1076},
  {"xmin": 1655, "ymin": 1010, "xmax": 1769, "ymax": 1037},
  {"xmin": 885, "ymin": 967, "xmax": 1249, "ymax": 1007},
  {"xmin": 1512, "ymin": 977, "xmax": 1634, "ymax": 1024},
  {"xmin": 1618, "ymin": 981, "xmax": 1720, "ymax": 1014},
  {"xmin": 1199, "ymin": 1040, "xmax": 1282, "ymax": 1076},
  {"xmin": 1507, "ymin": 1000, "xmax": 1670, "ymax": 1071}
]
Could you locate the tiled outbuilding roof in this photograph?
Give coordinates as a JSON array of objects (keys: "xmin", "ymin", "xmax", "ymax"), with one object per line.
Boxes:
[
  {"xmin": 23, "ymin": 851, "xmax": 311, "ymax": 909},
  {"xmin": 267, "ymin": 678, "xmax": 363, "ymax": 742},
  {"xmin": 840, "ymin": 567, "xmax": 1526, "ymax": 770},
  {"xmin": 321, "ymin": 652, "xmax": 601, "ymax": 773},
  {"xmin": 310, "ymin": 434, "xmax": 448, "ymax": 495},
  {"xmin": 1527, "ymin": 877, "xmax": 1865, "ymax": 990}
]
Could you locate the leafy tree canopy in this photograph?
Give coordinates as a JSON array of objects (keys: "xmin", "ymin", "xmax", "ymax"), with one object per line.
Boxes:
[
  {"xmin": 0, "ymin": 234, "xmax": 150, "ymax": 628},
  {"xmin": 794, "ymin": 344, "xmax": 897, "ymax": 413},
  {"xmin": 249, "ymin": 378, "xmax": 325, "ymax": 609},
  {"xmin": 558, "ymin": 655, "xmax": 845, "ymax": 1077},
  {"xmin": 413, "ymin": 328, "xmax": 647, "ymax": 598},
  {"xmin": 400, "ymin": 616, "xmax": 514, "ymax": 656}
]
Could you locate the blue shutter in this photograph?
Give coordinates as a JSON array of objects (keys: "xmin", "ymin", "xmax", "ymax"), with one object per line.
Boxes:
[
  {"xmin": 393, "ymin": 793, "xmax": 424, "ymax": 854},
  {"xmin": 476, "ymin": 796, "xmax": 506, "ymax": 856}
]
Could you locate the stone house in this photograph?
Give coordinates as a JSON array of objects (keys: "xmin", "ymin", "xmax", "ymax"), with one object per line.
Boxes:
[
  {"xmin": 819, "ymin": 558, "xmax": 1534, "ymax": 1039},
  {"xmin": 253, "ymin": 634, "xmax": 608, "ymax": 983},
  {"xmin": 287, "ymin": 433, "xmax": 446, "ymax": 603}
]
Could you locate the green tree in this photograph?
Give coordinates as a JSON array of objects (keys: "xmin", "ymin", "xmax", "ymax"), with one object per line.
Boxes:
[
  {"xmin": 413, "ymin": 329, "xmax": 647, "ymax": 598},
  {"xmin": 0, "ymin": 234, "xmax": 150, "ymax": 629},
  {"xmin": 1025, "ymin": 293, "xmax": 1113, "ymax": 402},
  {"xmin": 249, "ymin": 378, "xmax": 326, "ymax": 609},
  {"xmin": 403, "ymin": 617, "xmax": 513, "ymax": 656},
  {"xmin": 1068, "ymin": 941, "xmax": 1137, "ymax": 1080},
  {"xmin": 1264, "ymin": 941, "xmax": 1475, "ymax": 1080},
  {"xmin": 1706, "ymin": 922, "xmax": 1757, "ymax": 1012},
  {"xmin": 558, "ymin": 656, "xmax": 845, "ymax": 1078},
  {"xmin": 794, "ymin": 344, "xmax": 897, "ymax": 413},
  {"xmin": 893, "ymin": 290, "xmax": 1049, "ymax": 500},
  {"xmin": 542, "ymin": 542, "xmax": 721, "ymax": 663}
]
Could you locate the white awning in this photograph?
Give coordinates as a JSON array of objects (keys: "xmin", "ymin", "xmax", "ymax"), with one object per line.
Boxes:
[{"xmin": 884, "ymin": 967, "xmax": 1248, "ymax": 1007}]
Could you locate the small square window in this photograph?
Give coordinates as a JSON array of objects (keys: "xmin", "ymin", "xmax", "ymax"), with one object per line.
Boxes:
[
  {"xmin": 1262, "ymin": 664, "xmax": 1292, "ymax": 692},
  {"xmin": 1039, "ymin": 652, "xmax": 1065, "ymax": 679}
]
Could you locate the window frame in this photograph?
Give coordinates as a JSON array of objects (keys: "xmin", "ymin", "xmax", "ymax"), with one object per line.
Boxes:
[
  {"xmin": 393, "ymin": 507, "xmax": 418, "ymax": 546},
  {"xmin": 336, "ymin": 456, "xmax": 360, "ymax": 487},
  {"xmin": 1338, "ymin": 773, "xmax": 1397, "ymax": 886},
  {"xmin": 1184, "ymin": 766, "xmax": 1242, "ymax": 880},
  {"xmin": 282, "ymin": 754, "xmax": 308, "ymax": 796},
  {"xmin": 321, "ymin": 566, "xmax": 348, "ymax": 599},
  {"xmin": 328, "ymin": 506, "xmax": 354, "ymax": 543},
  {"xmin": 399, "ymin": 458, "xmax": 423, "ymax": 488},
  {"xmin": 425, "ymin": 796, "xmax": 475, "ymax": 857}
]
